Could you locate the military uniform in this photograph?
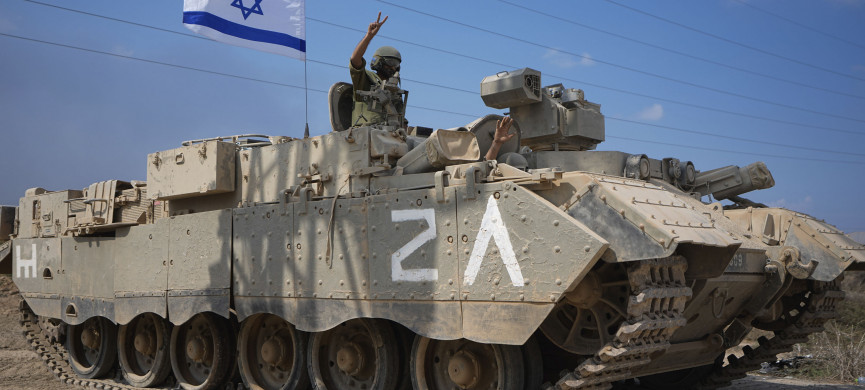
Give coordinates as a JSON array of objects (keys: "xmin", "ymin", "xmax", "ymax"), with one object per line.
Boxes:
[{"xmin": 349, "ymin": 58, "xmax": 387, "ymax": 127}]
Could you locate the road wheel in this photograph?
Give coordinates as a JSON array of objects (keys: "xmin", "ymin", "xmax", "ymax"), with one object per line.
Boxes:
[
  {"xmin": 539, "ymin": 262, "xmax": 630, "ymax": 354},
  {"xmin": 170, "ymin": 312, "xmax": 235, "ymax": 390},
  {"xmin": 118, "ymin": 312, "xmax": 172, "ymax": 387},
  {"xmin": 410, "ymin": 336, "xmax": 524, "ymax": 390},
  {"xmin": 308, "ymin": 318, "xmax": 399, "ymax": 390},
  {"xmin": 238, "ymin": 313, "xmax": 310, "ymax": 390},
  {"xmin": 67, "ymin": 316, "xmax": 117, "ymax": 379}
]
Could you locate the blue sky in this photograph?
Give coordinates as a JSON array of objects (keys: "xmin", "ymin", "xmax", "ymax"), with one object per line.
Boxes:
[{"xmin": 0, "ymin": 0, "xmax": 863, "ymax": 233}]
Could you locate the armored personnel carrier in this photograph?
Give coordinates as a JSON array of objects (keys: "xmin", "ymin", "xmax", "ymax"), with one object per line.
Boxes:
[{"xmin": 3, "ymin": 68, "xmax": 863, "ymax": 390}]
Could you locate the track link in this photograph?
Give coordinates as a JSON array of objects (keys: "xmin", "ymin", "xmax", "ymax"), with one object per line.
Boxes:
[
  {"xmin": 697, "ymin": 280, "xmax": 845, "ymax": 389},
  {"xmin": 546, "ymin": 256, "xmax": 693, "ymax": 390},
  {"xmin": 17, "ymin": 299, "xmax": 192, "ymax": 390}
]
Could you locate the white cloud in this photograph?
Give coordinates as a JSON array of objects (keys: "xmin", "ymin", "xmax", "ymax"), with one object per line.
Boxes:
[
  {"xmin": 111, "ymin": 46, "xmax": 135, "ymax": 57},
  {"xmin": 636, "ymin": 104, "xmax": 664, "ymax": 121},
  {"xmin": 543, "ymin": 49, "xmax": 594, "ymax": 69},
  {"xmin": 767, "ymin": 196, "xmax": 813, "ymax": 212},
  {"xmin": 579, "ymin": 53, "xmax": 595, "ymax": 67}
]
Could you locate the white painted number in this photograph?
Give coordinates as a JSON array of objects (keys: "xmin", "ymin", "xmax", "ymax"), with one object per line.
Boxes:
[
  {"xmin": 391, "ymin": 209, "xmax": 439, "ymax": 282},
  {"xmin": 464, "ymin": 195, "xmax": 524, "ymax": 287},
  {"xmin": 16, "ymin": 244, "xmax": 37, "ymax": 279}
]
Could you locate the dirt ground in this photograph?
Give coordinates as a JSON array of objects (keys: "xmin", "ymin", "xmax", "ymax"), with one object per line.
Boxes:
[
  {"xmin": 0, "ymin": 274, "xmax": 861, "ymax": 390},
  {"xmin": 0, "ymin": 275, "xmax": 66, "ymax": 390}
]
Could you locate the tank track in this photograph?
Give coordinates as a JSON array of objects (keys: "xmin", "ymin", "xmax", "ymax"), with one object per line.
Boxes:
[
  {"xmin": 697, "ymin": 280, "xmax": 845, "ymax": 389},
  {"xmin": 17, "ymin": 299, "xmax": 205, "ymax": 390},
  {"xmin": 546, "ymin": 256, "xmax": 692, "ymax": 390}
]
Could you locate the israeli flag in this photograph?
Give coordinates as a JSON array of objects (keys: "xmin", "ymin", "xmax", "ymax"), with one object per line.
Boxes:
[{"xmin": 183, "ymin": 0, "xmax": 306, "ymax": 60}]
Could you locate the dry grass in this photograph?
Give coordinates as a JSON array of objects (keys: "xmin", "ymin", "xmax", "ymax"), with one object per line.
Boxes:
[
  {"xmin": 800, "ymin": 319, "xmax": 865, "ymax": 381},
  {"xmin": 771, "ymin": 277, "xmax": 865, "ymax": 382}
]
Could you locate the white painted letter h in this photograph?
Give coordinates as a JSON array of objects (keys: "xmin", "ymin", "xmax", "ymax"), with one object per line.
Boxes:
[{"xmin": 16, "ymin": 244, "xmax": 37, "ymax": 279}]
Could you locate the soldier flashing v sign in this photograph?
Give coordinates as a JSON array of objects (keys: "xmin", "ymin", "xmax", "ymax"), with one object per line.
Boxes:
[{"xmin": 349, "ymin": 12, "xmax": 405, "ymax": 127}]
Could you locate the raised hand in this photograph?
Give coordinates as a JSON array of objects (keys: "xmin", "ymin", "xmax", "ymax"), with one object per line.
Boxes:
[
  {"xmin": 368, "ymin": 12, "xmax": 388, "ymax": 37},
  {"xmin": 485, "ymin": 116, "xmax": 516, "ymax": 161},
  {"xmin": 352, "ymin": 12, "xmax": 389, "ymax": 69},
  {"xmin": 493, "ymin": 116, "xmax": 516, "ymax": 145}
]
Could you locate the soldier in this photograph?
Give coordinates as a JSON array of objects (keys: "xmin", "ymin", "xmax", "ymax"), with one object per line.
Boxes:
[{"xmin": 350, "ymin": 12, "xmax": 401, "ymax": 126}]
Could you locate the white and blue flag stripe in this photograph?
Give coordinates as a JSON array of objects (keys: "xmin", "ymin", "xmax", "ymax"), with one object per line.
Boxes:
[{"xmin": 183, "ymin": 0, "xmax": 306, "ymax": 60}]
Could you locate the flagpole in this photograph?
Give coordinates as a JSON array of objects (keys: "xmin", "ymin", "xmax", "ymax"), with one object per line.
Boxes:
[
  {"xmin": 304, "ymin": 57, "xmax": 309, "ymax": 137},
  {"xmin": 303, "ymin": 1, "xmax": 309, "ymax": 138}
]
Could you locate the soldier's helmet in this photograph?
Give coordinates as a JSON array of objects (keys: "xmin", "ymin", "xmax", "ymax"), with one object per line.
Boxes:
[{"xmin": 371, "ymin": 46, "xmax": 401, "ymax": 74}]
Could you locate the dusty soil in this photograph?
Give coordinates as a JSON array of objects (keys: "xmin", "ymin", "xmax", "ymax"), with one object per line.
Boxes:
[
  {"xmin": 0, "ymin": 274, "xmax": 860, "ymax": 390},
  {"xmin": 728, "ymin": 376, "xmax": 863, "ymax": 389},
  {"xmin": 0, "ymin": 275, "xmax": 66, "ymax": 390}
]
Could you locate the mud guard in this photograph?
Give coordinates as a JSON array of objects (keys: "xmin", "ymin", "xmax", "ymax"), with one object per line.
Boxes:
[
  {"xmin": 537, "ymin": 173, "xmax": 741, "ymax": 278},
  {"xmin": 726, "ymin": 208, "xmax": 865, "ymax": 281}
]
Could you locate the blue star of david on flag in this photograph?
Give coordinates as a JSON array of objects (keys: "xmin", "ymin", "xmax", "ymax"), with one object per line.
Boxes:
[{"xmin": 230, "ymin": 0, "xmax": 263, "ymax": 20}]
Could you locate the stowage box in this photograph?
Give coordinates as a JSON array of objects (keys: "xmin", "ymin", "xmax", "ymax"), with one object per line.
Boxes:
[{"xmin": 146, "ymin": 140, "xmax": 236, "ymax": 200}]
